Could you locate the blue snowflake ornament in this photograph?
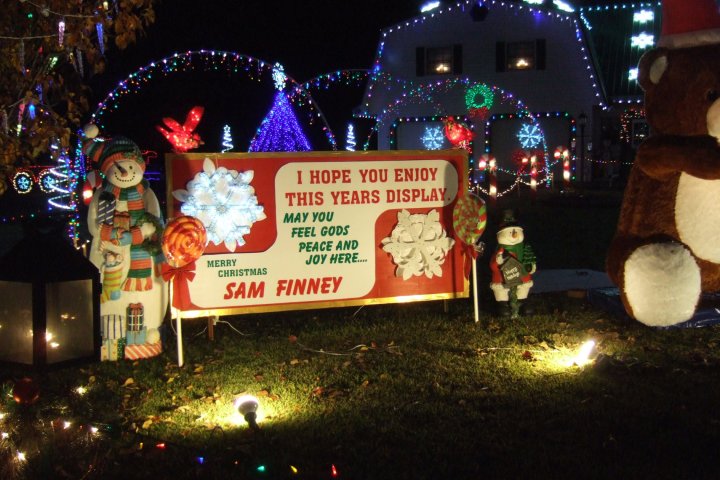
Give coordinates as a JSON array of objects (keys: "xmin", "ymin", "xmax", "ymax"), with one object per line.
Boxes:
[
  {"xmin": 422, "ymin": 126, "xmax": 445, "ymax": 150},
  {"xmin": 517, "ymin": 123, "xmax": 543, "ymax": 149}
]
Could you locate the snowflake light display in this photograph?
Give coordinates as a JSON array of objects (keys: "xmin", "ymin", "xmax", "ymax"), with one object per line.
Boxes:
[
  {"xmin": 173, "ymin": 158, "xmax": 266, "ymax": 251},
  {"xmin": 421, "ymin": 126, "xmax": 445, "ymax": 150},
  {"xmin": 13, "ymin": 170, "xmax": 33, "ymax": 194},
  {"xmin": 381, "ymin": 209, "xmax": 455, "ymax": 280},
  {"xmin": 272, "ymin": 63, "xmax": 287, "ymax": 91},
  {"xmin": 516, "ymin": 123, "xmax": 543, "ymax": 149}
]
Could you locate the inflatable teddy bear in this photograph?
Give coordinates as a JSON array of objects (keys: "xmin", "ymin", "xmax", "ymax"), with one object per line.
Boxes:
[
  {"xmin": 83, "ymin": 125, "xmax": 168, "ymax": 360},
  {"xmin": 490, "ymin": 210, "xmax": 536, "ymax": 318},
  {"xmin": 607, "ymin": 0, "xmax": 720, "ymax": 327}
]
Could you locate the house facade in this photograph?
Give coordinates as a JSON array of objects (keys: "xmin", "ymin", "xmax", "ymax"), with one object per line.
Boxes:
[{"xmin": 358, "ymin": 0, "xmax": 661, "ymax": 187}]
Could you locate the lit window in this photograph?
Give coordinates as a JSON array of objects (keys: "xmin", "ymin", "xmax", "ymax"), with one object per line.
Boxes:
[
  {"xmin": 427, "ymin": 46, "xmax": 454, "ymax": 74},
  {"xmin": 631, "ymin": 119, "xmax": 649, "ymax": 147},
  {"xmin": 506, "ymin": 41, "xmax": 535, "ymax": 70},
  {"xmin": 417, "ymin": 45, "xmax": 462, "ymax": 76}
]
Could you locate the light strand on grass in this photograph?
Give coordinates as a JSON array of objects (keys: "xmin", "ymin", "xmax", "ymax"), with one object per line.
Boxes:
[
  {"xmin": 294, "ymin": 341, "xmax": 401, "ymax": 356},
  {"xmin": 215, "ymin": 320, "xmax": 252, "ymax": 336}
]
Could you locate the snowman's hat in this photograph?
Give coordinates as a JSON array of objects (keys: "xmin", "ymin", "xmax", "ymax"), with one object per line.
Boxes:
[
  {"xmin": 659, "ymin": 0, "xmax": 720, "ymax": 49},
  {"xmin": 497, "ymin": 209, "xmax": 521, "ymax": 234}
]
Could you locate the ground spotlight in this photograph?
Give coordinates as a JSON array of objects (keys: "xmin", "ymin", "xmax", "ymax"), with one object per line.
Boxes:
[
  {"xmin": 234, "ymin": 395, "xmax": 260, "ymax": 430},
  {"xmin": 571, "ymin": 340, "xmax": 596, "ymax": 367}
]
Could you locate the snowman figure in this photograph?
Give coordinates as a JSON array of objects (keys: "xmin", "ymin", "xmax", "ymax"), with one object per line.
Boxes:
[
  {"xmin": 83, "ymin": 125, "xmax": 167, "ymax": 360},
  {"xmin": 489, "ymin": 210, "xmax": 536, "ymax": 318}
]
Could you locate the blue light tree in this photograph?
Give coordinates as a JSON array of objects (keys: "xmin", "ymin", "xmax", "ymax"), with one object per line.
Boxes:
[{"xmin": 249, "ymin": 63, "xmax": 311, "ymax": 152}]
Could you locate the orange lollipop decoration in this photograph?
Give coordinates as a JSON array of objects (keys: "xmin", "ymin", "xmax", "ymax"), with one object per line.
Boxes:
[
  {"xmin": 162, "ymin": 215, "xmax": 207, "ymax": 268},
  {"xmin": 161, "ymin": 216, "xmax": 207, "ymax": 312}
]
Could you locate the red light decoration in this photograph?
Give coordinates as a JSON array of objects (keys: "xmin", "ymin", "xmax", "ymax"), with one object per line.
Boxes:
[
  {"xmin": 13, "ymin": 377, "xmax": 40, "ymax": 405},
  {"xmin": 82, "ymin": 170, "xmax": 102, "ymax": 205},
  {"xmin": 156, "ymin": 106, "xmax": 205, "ymax": 153},
  {"xmin": 555, "ymin": 146, "xmax": 571, "ymax": 187},
  {"xmin": 443, "ymin": 117, "xmax": 473, "ymax": 153}
]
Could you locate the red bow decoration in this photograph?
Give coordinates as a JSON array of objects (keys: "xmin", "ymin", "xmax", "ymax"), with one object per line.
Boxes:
[
  {"xmin": 161, "ymin": 261, "xmax": 197, "ymax": 310},
  {"xmin": 468, "ymin": 107, "xmax": 490, "ymax": 122}
]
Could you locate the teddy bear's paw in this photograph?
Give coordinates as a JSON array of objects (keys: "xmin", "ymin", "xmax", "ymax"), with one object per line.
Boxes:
[{"xmin": 624, "ymin": 242, "xmax": 701, "ymax": 326}]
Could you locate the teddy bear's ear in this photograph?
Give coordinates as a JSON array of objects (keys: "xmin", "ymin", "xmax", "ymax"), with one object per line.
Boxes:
[{"xmin": 638, "ymin": 48, "xmax": 669, "ymax": 90}]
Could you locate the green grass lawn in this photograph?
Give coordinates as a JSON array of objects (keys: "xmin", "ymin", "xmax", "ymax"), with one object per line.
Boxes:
[{"xmin": 3, "ymin": 191, "xmax": 720, "ymax": 479}]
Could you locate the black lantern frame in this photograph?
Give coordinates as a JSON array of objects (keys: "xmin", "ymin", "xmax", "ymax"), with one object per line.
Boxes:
[{"xmin": 0, "ymin": 222, "xmax": 100, "ymax": 368}]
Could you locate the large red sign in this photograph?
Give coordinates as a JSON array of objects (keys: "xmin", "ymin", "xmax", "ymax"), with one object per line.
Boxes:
[{"xmin": 166, "ymin": 150, "xmax": 469, "ymax": 317}]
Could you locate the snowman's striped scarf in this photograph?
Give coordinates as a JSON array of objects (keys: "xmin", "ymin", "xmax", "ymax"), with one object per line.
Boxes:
[{"xmin": 99, "ymin": 180, "xmax": 154, "ymax": 291}]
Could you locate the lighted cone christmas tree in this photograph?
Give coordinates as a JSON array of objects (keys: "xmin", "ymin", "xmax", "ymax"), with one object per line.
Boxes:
[
  {"xmin": 346, "ymin": 123, "xmax": 356, "ymax": 151},
  {"xmin": 221, "ymin": 124, "xmax": 234, "ymax": 152},
  {"xmin": 249, "ymin": 63, "xmax": 311, "ymax": 152}
]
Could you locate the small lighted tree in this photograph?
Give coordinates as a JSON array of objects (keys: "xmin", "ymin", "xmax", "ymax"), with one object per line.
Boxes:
[
  {"xmin": 346, "ymin": 123, "xmax": 356, "ymax": 151},
  {"xmin": 221, "ymin": 125, "xmax": 234, "ymax": 152}
]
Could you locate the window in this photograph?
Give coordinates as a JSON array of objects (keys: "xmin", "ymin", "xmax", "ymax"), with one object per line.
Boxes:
[
  {"xmin": 416, "ymin": 45, "xmax": 462, "ymax": 76},
  {"xmin": 427, "ymin": 46, "xmax": 454, "ymax": 74},
  {"xmin": 506, "ymin": 41, "xmax": 536, "ymax": 70},
  {"xmin": 631, "ymin": 119, "xmax": 649, "ymax": 148},
  {"xmin": 496, "ymin": 40, "xmax": 546, "ymax": 72}
]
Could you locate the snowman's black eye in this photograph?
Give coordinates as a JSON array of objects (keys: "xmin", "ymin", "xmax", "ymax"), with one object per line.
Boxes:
[{"xmin": 707, "ymin": 89, "xmax": 719, "ymax": 102}]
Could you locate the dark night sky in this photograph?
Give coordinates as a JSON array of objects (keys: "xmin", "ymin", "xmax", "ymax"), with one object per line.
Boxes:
[
  {"xmin": 89, "ymin": 0, "xmax": 423, "ymax": 153},
  {"xmin": 87, "ymin": 0, "xmax": 612, "ymax": 153}
]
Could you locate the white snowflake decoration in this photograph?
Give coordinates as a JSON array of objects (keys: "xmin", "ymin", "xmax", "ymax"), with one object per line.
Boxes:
[
  {"xmin": 173, "ymin": 158, "xmax": 267, "ymax": 251},
  {"xmin": 517, "ymin": 123, "xmax": 543, "ymax": 149},
  {"xmin": 421, "ymin": 126, "xmax": 445, "ymax": 150},
  {"xmin": 272, "ymin": 62, "xmax": 287, "ymax": 91},
  {"xmin": 381, "ymin": 209, "xmax": 455, "ymax": 280}
]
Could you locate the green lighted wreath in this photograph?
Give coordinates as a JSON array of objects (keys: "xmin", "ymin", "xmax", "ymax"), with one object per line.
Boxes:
[{"xmin": 465, "ymin": 84, "xmax": 494, "ymax": 111}]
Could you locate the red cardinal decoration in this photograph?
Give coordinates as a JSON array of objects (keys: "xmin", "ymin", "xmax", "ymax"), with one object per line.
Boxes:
[
  {"xmin": 156, "ymin": 106, "xmax": 205, "ymax": 152},
  {"xmin": 443, "ymin": 117, "xmax": 474, "ymax": 153}
]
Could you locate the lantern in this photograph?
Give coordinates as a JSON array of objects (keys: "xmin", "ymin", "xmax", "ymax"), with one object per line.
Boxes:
[{"xmin": 0, "ymin": 221, "xmax": 100, "ymax": 367}]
